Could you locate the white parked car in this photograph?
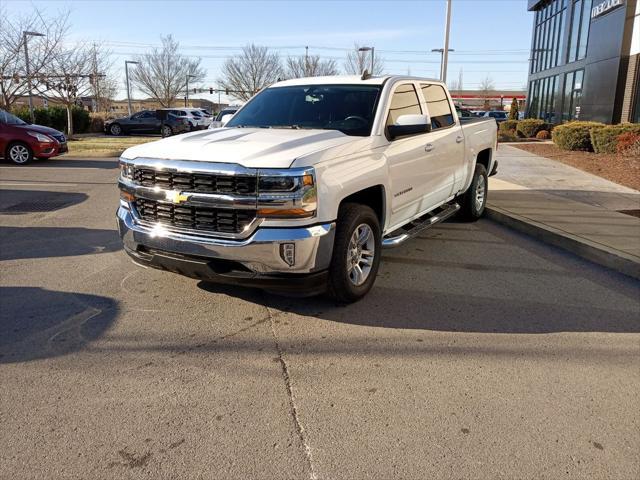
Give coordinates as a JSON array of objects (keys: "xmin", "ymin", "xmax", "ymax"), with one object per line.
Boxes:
[
  {"xmin": 208, "ymin": 106, "xmax": 240, "ymax": 129},
  {"xmin": 118, "ymin": 75, "xmax": 498, "ymax": 302},
  {"xmin": 163, "ymin": 109, "xmax": 207, "ymax": 130}
]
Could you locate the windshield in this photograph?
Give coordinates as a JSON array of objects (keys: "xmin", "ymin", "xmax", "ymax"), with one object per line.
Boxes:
[
  {"xmin": 0, "ymin": 109, "xmax": 28, "ymax": 125},
  {"xmin": 226, "ymin": 85, "xmax": 382, "ymax": 136}
]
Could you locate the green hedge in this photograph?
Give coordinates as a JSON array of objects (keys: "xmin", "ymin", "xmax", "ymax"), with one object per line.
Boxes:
[
  {"xmin": 499, "ymin": 120, "xmax": 519, "ymax": 133},
  {"xmin": 590, "ymin": 124, "xmax": 640, "ymax": 154},
  {"xmin": 517, "ymin": 119, "xmax": 546, "ymax": 138},
  {"xmin": 11, "ymin": 105, "xmax": 90, "ymax": 134},
  {"xmin": 552, "ymin": 121, "xmax": 606, "ymax": 151}
]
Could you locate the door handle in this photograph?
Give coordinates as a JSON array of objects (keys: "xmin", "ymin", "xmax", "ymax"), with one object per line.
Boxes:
[
  {"xmin": 425, "ymin": 143, "xmax": 435, "ymax": 152},
  {"xmin": 456, "ymin": 135, "xmax": 464, "ymax": 143}
]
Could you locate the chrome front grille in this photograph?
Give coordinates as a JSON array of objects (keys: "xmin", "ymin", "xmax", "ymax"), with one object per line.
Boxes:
[
  {"xmin": 133, "ymin": 167, "xmax": 257, "ymax": 195},
  {"xmin": 134, "ymin": 198, "xmax": 256, "ymax": 234}
]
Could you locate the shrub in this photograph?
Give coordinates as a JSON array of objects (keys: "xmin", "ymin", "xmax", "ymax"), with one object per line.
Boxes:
[
  {"xmin": 89, "ymin": 114, "xmax": 105, "ymax": 133},
  {"xmin": 71, "ymin": 106, "xmax": 90, "ymax": 134},
  {"xmin": 536, "ymin": 129, "xmax": 550, "ymax": 139},
  {"xmin": 590, "ymin": 124, "xmax": 640, "ymax": 154},
  {"xmin": 498, "ymin": 131, "xmax": 518, "ymax": 143},
  {"xmin": 516, "ymin": 119, "xmax": 546, "ymax": 138},
  {"xmin": 616, "ymin": 132, "xmax": 640, "ymax": 156},
  {"xmin": 499, "ymin": 120, "xmax": 519, "ymax": 133},
  {"xmin": 552, "ymin": 121, "xmax": 606, "ymax": 151}
]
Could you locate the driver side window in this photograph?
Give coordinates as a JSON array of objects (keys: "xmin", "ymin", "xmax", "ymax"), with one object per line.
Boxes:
[{"xmin": 386, "ymin": 84, "xmax": 422, "ymax": 127}]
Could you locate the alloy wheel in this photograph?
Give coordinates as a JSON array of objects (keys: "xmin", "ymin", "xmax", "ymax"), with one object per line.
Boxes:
[
  {"xmin": 346, "ymin": 223, "xmax": 376, "ymax": 286},
  {"xmin": 9, "ymin": 145, "xmax": 30, "ymax": 164}
]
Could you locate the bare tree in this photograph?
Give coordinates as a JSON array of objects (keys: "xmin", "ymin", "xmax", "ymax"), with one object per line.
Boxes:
[
  {"xmin": 0, "ymin": 6, "xmax": 69, "ymax": 109},
  {"xmin": 285, "ymin": 55, "xmax": 338, "ymax": 79},
  {"xmin": 130, "ymin": 35, "xmax": 205, "ymax": 107},
  {"xmin": 220, "ymin": 44, "xmax": 282, "ymax": 101},
  {"xmin": 39, "ymin": 44, "xmax": 93, "ymax": 137},
  {"xmin": 344, "ymin": 44, "xmax": 384, "ymax": 75},
  {"xmin": 479, "ymin": 75, "xmax": 495, "ymax": 110}
]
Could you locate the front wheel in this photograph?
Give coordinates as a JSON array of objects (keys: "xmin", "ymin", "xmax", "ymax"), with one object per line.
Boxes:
[
  {"xmin": 109, "ymin": 123, "xmax": 122, "ymax": 136},
  {"xmin": 6, "ymin": 142, "xmax": 33, "ymax": 165},
  {"xmin": 162, "ymin": 125, "xmax": 173, "ymax": 137},
  {"xmin": 458, "ymin": 163, "xmax": 488, "ymax": 221},
  {"xmin": 327, "ymin": 203, "xmax": 382, "ymax": 303}
]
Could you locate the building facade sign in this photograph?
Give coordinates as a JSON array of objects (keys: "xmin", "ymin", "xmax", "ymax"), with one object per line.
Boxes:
[{"xmin": 591, "ymin": 0, "xmax": 625, "ymax": 19}]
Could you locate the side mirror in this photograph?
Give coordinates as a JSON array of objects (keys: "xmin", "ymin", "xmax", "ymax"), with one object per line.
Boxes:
[
  {"xmin": 220, "ymin": 114, "xmax": 234, "ymax": 127},
  {"xmin": 387, "ymin": 114, "xmax": 431, "ymax": 139}
]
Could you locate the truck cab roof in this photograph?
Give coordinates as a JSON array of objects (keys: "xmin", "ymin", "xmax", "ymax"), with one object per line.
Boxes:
[{"xmin": 271, "ymin": 75, "xmax": 443, "ymax": 88}]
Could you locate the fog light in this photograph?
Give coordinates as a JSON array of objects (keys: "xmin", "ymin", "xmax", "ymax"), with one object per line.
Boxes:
[{"xmin": 280, "ymin": 243, "xmax": 295, "ymax": 267}]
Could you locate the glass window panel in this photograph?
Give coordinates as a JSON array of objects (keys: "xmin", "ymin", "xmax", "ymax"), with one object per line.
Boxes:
[
  {"xmin": 386, "ymin": 84, "xmax": 422, "ymax": 126},
  {"xmin": 568, "ymin": 0, "xmax": 582, "ymax": 62},
  {"xmin": 421, "ymin": 84, "xmax": 455, "ymax": 129},
  {"xmin": 577, "ymin": 0, "xmax": 592, "ymax": 60},
  {"xmin": 562, "ymin": 71, "xmax": 574, "ymax": 121},
  {"xmin": 557, "ymin": 10, "xmax": 566, "ymax": 66}
]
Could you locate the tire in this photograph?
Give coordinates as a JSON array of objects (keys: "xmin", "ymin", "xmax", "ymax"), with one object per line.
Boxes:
[
  {"xmin": 6, "ymin": 142, "xmax": 33, "ymax": 165},
  {"xmin": 109, "ymin": 123, "xmax": 122, "ymax": 136},
  {"xmin": 458, "ymin": 163, "xmax": 488, "ymax": 221},
  {"xmin": 162, "ymin": 125, "xmax": 173, "ymax": 137},
  {"xmin": 327, "ymin": 203, "xmax": 382, "ymax": 303}
]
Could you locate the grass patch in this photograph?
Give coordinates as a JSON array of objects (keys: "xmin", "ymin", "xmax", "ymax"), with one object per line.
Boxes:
[{"xmin": 66, "ymin": 136, "xmax": 157, "ymax": 157}]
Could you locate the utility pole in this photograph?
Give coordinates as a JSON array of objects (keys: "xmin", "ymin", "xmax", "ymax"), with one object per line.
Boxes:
[
  {"xmin": 185, "ymin": 74, "xmax": 196, "ymax": 107},
  {"xmin": 124, "ymin": 60, "xmax": 139, "ymax": 116},
  {"xmin": 442, "ymin": 0, "xmax": 452, "ymax": 83},
  {"xmin": 92, "ymin": 43, "xmax": 99, "ymax": 112},
  {"xmin": 23, "ymin": 31, "xmax": 45, "ymax": 123},
  {"xmin": 305, "ymin": 46, "xmax": 309, "ymax": 76}
]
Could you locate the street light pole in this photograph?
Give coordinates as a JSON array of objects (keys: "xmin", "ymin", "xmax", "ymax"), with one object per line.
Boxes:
[
  {"xmin": 442, "ymin": 0, "xmax": 452, "ymax": 83},
  {"xmin": 124, "ymin": 60, "xmax": 139, "ymax": 116},
  {"xmin": 357, "ymin": 46, "xmax": 375, "ymax": 75},
  {"xmin": 431, "ymin": 48, "xmax": 455, "ymax": 82},
  {"xmin": 23, "ymin": 31, "xmax": 45, "ymax": 123}
]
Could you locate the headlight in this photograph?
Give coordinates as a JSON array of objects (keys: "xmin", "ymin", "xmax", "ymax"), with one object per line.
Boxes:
[
  {"xmin": 257, "ymin": 169, "xmax": 316, "ymax": 219},
  {"xmin": 27, "ymin": 131, "xmax": 53, "ymax": 143},
  {"xmin": 119, "ymin": 161, "xmax": 134, "ymax": 180}
]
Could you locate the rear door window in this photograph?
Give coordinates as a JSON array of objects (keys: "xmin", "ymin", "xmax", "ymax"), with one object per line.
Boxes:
[{"xmin": 420, "ymin": 84, "xmax": 455, "ymax": 130}]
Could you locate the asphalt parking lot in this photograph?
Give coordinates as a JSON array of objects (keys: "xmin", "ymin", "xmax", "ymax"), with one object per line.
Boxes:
[{"xmin": 1, "ymin": 157, "xmax": 639, "ymax": 479}]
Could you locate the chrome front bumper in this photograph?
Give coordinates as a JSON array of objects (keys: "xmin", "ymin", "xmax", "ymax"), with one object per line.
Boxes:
[{"xmin": 117, "ymin": 205, "xmax": 335, "ymax": 274}]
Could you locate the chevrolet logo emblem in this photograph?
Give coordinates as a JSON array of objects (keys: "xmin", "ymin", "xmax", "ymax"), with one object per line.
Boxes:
[{"xmin": 166, "ymin": 191, "xmax": 190, "ymax": 204}]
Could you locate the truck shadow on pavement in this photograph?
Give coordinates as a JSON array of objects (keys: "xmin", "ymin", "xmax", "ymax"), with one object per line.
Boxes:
[
  {"xmin": 0, "ymin": 287, "xmax": 119, "ymax": 363},
  {"xmin": 0, "ymin": 226, "xmax": 121, "ymax": 261}
]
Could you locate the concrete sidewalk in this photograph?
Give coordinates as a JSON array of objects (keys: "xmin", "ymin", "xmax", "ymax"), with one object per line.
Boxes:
[{"xmin": 488, "ymin": 145, "xmax": 640, "ymax": 279}]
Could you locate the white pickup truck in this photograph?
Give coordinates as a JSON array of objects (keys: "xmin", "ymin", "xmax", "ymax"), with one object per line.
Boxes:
[{"xmin": 117, "ymin": 75, "xmax": 498, "ymax": 302}]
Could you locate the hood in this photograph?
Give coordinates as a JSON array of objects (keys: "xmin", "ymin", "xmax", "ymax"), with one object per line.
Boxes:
[
  {"xmin": 18, "ymin": 123, "xmax": 65, "ymax": 138},
  {"xmin": 121, "ymin": 128, "xmax": 361, "ymax": 169}
]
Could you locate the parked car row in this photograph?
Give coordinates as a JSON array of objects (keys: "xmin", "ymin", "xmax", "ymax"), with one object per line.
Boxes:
[
  {"xmin": 105, "ymin": 107, "xmax": 216, "ymax": 137},
  {"xmin": 0, "ymin": 109, "xmax": 67, "ymax": 164}
]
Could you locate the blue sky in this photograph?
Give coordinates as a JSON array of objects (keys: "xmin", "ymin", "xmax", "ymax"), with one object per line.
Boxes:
[{"xmin": 6, "ymin": 0, "xmax": 534, "ymax": 102}]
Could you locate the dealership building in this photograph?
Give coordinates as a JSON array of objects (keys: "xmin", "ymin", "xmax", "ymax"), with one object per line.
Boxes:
[{"xmin": 526, "ymin": 0, "xmax": 640, "ymax": 123}]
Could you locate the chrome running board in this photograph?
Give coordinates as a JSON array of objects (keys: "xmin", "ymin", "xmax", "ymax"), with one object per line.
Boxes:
[{"xmin": 382, "ymin": 202, "xmax": 460, "ymax": 248}]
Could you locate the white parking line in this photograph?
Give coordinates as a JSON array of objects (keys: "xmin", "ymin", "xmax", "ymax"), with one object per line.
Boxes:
[{"xmin": 0, "ymin": 183, "xmax": 79, "ymax": 187}]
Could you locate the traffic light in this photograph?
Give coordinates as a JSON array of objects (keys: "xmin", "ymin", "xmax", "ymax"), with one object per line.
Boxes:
[
  {"xmin": 225, "ymin": 88, "xmax": 229, "ymax": 95},
  {"xmin": 209, "ymin": 87, "xmax": 213, "ymax": 94}
]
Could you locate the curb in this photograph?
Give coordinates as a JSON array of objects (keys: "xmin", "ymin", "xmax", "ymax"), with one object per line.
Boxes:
[{"xmin": 486, "ymin": 205, "xmax": 640, "ymax": 281}]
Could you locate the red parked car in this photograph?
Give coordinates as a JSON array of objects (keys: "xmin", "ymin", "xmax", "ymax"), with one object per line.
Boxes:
[{"xmin": 0, "ymin": 109, "xmax": 68, "ymax": 165}]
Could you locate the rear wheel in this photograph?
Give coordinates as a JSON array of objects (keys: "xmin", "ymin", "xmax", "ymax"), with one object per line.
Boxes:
[
  {"xmin": 6, "ymin": 142, "xmax": 33, "ymax": 165},
  {"xmin": 162, "ymin": 125, "xmax": 173, "ymax": 137},
  {"xmin": 458, "ymin": 163, "xmax": 488, "ymax": 221},
  {"xmin": 327, "ymin": 203, "xmax": 381, "ymax": 303}
]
